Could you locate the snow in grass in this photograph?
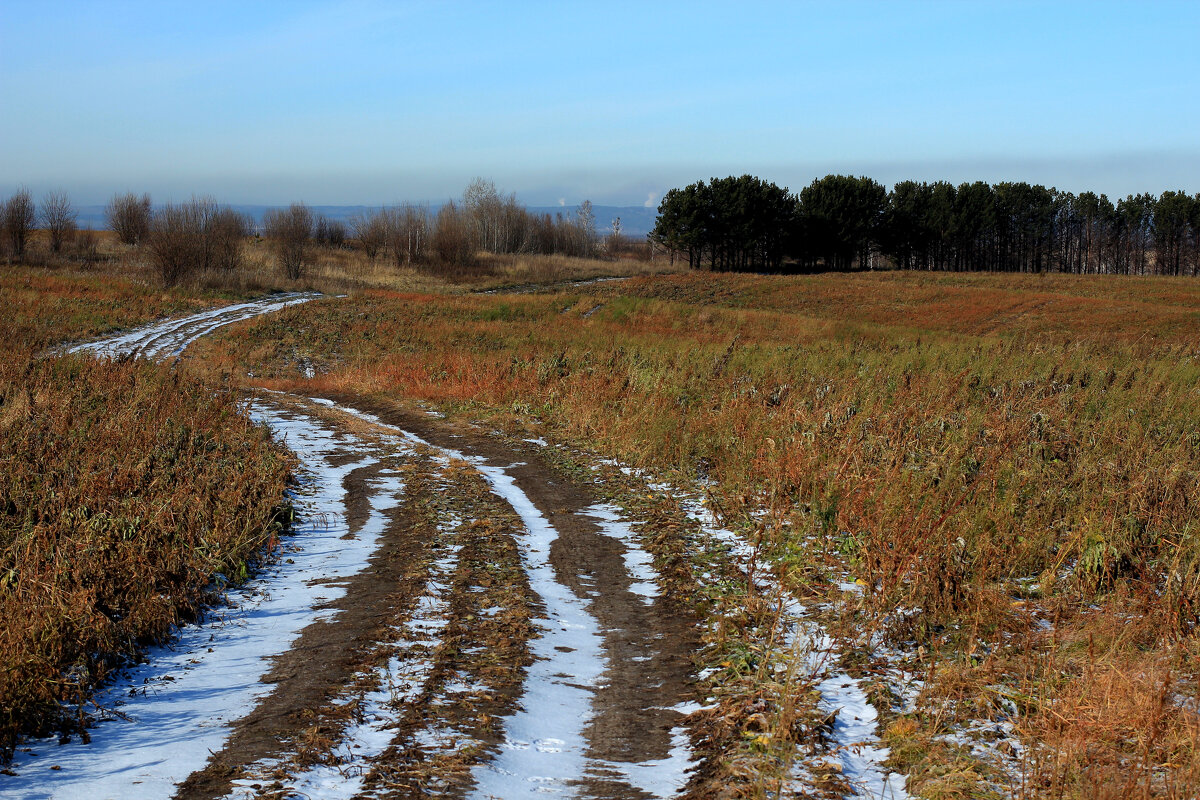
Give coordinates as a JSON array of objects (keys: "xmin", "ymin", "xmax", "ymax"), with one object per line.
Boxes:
[
  {"xmin": 4, "ymin": 402, "xmax": 407, "ymax": 800},
  {"xmin": 783, "ymin": 615, "xmax": 909, "ymax": 800}
]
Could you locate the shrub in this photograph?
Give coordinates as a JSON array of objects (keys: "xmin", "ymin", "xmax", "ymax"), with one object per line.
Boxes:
[
  {"xmin": 313, "ymin": 214, "xmax": 346, "ymax": 248},
  {"xmin": 105, "ymin": 192, "xmax": 152, "ymax": 246},
  {"xmin": 147, "ymin": 197, "xmax": 246, "ymax": 286},
  {"xmin": 349, "ymin": 209, "xmax": 388, "ymax": 262},
  {"xmin": 209, "ymin": 207, "xmax": 250, "ymax": 273},
  {"xmin": 2, "ymin": 187, "xmax": 35, "ymax": 261},
  {"xmin": 430, "ymin": 201, "xmax": 475, "ymax": 267},
  {"xmin": 263, "ymin": 203, "xmax": 313, "ymax": 280}
]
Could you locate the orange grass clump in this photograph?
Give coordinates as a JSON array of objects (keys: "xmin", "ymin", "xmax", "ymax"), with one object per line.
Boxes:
[{"xmin": 0, "ymin": 354, "xmax": 293, "ymax": 753}]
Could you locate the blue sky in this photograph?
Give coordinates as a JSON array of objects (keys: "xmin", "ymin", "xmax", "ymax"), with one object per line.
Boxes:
[{"xmin": 2, "ymin": 1, "xmax": 1198, "ymax": 206}]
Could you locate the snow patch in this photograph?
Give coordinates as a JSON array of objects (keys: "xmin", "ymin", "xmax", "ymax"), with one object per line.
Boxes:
[
  {"xmin": 6, "ymin": 402, "xmax": 408, "ymax": 800},
  {"xmin": 68, "ymin": 293, "xmax": 319, "ymax": 361}
]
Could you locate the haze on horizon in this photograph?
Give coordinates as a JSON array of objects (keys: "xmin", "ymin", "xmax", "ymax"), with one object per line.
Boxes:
[{"xmin": 2, "ymin": 0, "xmax": 1198, "ymax": 209}]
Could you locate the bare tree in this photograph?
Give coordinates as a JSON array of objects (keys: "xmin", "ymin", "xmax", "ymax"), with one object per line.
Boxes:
[
  {"xmin": 607, "ymin": 216, "xmax": 623, "ymax": 257},
  {"xmin": 40, "ymin": 190, "xmax": 77, "ymax": 254},
  {"xmin": 462, "ymin": 178, "xmax": 534, "ymax": 254},
  {"xmin": 2, "ymin": 187, "xmax": 35, "ymax": 260},
  {"xmin": 573, "ymin": 200, "xmax": 597, "ymax": 257},
  {"xmin": 106, "ymin": 192, "xmax": 152, "ymax": 245},
  {"xmin": 463, "ymin": 177, "xmax": 500, "ymax": 252},
  {"xmin": 350, "ymin": 209, "xmax": 388, "ymax": 262},
  {"xmin": 263, "ymin": 203, "xmax": 313, "ymax": 280},
  {"xmin": 147, "ymin": 197, "xmax": 216, "ymax": 286},
  {"xmin": 384, "ymin": 204, "xmax": 432, "ymax": 267}
]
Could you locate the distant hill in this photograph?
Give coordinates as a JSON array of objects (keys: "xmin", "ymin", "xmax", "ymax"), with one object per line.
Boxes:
[{"xmin": 75, "ymin": 204, "xmax": 660, "ymax": 239}]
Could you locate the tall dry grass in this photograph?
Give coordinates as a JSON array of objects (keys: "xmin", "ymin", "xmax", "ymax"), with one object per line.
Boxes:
[
  {"xmin": 0, "ymin": 267, "xmax": 293, "ymax": 756},
  {"xmin": 187, "ymin": 271, "xmax": 1200, "ymax": 796}
]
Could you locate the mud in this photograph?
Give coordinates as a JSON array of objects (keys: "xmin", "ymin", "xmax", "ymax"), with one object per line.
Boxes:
[
  {"xmin": 175, "ymin": 420, "xmax": 429, "ymax": 800},
  {"xmin": 318, "ymin": 393, "xmax": 702, "ymax": 799}
]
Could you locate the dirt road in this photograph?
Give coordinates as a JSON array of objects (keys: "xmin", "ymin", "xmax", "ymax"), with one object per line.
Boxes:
[{"xmin": 9, "ymin": 296, "xmax": 703, "ymax": 800}]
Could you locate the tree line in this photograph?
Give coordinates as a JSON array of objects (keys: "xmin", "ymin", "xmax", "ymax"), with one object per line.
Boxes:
[
  {"xmin": 651, "ymin": 174, "xmax": 1200, "ymax": 276},
  {"xmin": 1, "ymin": 180, "xmax": 600, "ymax": 286}
]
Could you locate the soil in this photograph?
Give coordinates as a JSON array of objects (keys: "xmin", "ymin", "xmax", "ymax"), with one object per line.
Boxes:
[{"xmin": 173, "ymin": 394, "xmax": 702, "ymax": 800}]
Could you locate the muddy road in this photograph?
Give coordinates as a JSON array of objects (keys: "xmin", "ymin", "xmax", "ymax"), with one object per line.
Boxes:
[{"xmin": 9, "ymin": 296, "xmax": 704, "ymax": 799}]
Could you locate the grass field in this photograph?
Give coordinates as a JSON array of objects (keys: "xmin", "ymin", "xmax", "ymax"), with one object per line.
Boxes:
[
  {"xmin": 187, "ymin": 268, "xmax": 1200, "ymax": 798},
  {"xmin": 6, "ymin": 252, "xmax": 1200, "ymax": 797}
]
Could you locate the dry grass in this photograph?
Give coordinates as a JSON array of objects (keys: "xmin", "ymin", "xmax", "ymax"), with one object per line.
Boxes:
[
  {"xmin": 0, "ymin": 264, "xmax": 293, "ymax": 756},
  {"xmin": 0, "ymin": 354, "xmax": 293, "ymax": 754},
  {"xmin": 11, "ymin": 245, "xmax": 1200, "ymax": 794},
  {"xmin": 186, "ymin": 270, "xmax": 1200, "ymax": 797}
]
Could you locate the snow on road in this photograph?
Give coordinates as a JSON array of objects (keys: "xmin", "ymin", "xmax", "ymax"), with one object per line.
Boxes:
[
  {"xmin": 314, "ymin": 400, "xmax": 699, "ymax": 799},
  {"xmin": 5, "ymin": 403, "xmax": 409, "ymax": 800},
  {"xmin": 9, "ymin": 298, "xmax": 701, "ymax": 799},
  {"xmin": 67, "ymin": 292, "xmax": 319, "ymax": 361}
]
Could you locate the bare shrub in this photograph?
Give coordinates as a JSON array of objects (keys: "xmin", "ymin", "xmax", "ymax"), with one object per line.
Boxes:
[
  {"xmin": 329, "ymin": 219, "xmax": 346, "ymax": 248},
  {"xmin": 147, "ymin": 198, "xmax": 213, "ymax": 287},
  {"xmin": 384, "ymin": 204, "xmax": 431, "ymax": 267},
  {"xmin": 210, "ymin": 207, "xmax": 250, "ymax": 273},
  {"xmin": 2, "ymin": 187, "xmax": 35, "ymax": 261},
  {"xmin": 264, "ymin": 203, "xmax": 313, "ymax": 280},
  {"xmin": 106, "ymin": 192, "xmax": 151, "ymax": 246},
  {"xmin": 350, "ymin": 209, "xmax": 389, "ymax": 262},
  {"xmin": 146, "ymin": 197, "xmax": 246, "ymax": 286},
  {"xmin": 431, "ymin": 201, "xmax": 475, "ymax": 268},
  {"xmin": 40, "ymin": 191, "xmax": 77, "ymax": 254},
  {"xmin": 314, "ymin": 215, "xmax": 346, "ymax": 248}
]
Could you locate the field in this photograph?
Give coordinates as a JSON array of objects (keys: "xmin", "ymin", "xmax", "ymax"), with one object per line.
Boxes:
[
  {"xmin": 0, "ymin": 267, "xmax": 293, "ymax": 755},
  {"xmin": 4, "ymin": 251, "xmax": 1200, "ymax": 799}
]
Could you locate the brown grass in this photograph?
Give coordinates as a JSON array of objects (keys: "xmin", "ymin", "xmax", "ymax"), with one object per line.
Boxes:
[
  {"xmin": 0, "ymin": 264, "xmax": 293, "ymax": 756},
  {"xmin": 0, "ymin": 355, "xmax": 292, "ymax": 753},
  {"xmin": 184, "ymin": 269, "xmax": 1200, "ymax": 796}
]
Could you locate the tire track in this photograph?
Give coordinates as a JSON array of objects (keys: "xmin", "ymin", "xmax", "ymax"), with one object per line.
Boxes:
[{"xmin": 10, "ymin": 298, "xmax": 705, "ymax": 800}]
